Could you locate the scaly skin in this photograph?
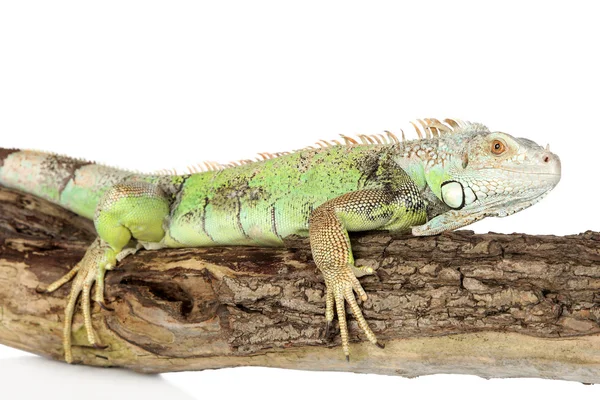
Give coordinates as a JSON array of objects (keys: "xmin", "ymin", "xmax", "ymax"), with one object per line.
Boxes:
[{"xmin": 0, "ymin": 119, "xmax": 561, "ymax": 363}]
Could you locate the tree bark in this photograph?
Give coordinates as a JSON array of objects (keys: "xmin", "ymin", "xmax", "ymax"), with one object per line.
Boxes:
[{"xmin": 0, "ymin": 186, "xmax": 599, "ymax": 383}]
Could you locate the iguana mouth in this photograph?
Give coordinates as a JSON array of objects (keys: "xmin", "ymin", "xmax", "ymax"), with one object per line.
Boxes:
[
  {"xmin": 482, "ymin": 168, "xmax": 561, "ymax": 177},
  {"xmin": 498, "ymin": 170, "xmax": 560, "ymax": 177}
]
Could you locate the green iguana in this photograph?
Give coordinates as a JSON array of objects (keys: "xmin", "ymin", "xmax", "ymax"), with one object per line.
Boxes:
[{"xmin": 0, "ymin": 118, "xmax": 561, "ymax": 363}]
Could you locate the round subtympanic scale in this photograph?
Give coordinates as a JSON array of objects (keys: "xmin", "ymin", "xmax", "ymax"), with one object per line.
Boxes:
[{"xmin": 441, "ymin": 181, "xmax": 464, "ymax": 209}]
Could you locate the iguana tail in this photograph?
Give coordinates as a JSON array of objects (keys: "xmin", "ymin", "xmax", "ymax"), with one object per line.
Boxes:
[{"xmin": 0, "ymin": 148, "xmax": 134, "ymax": 220}]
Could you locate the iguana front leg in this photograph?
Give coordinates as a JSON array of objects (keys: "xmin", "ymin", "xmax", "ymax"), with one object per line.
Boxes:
[
  {"xmin": 42, "ymin": 181, "xmax": 170, "ymax": 363},
  {"xmin": 309, "ymin": 188, "xmax": 426, "ymax": 360}
]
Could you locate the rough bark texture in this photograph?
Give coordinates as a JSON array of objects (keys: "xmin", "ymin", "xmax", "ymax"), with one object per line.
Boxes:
[{"xmin": 1, "ymin": 186, "xmax": 600, "ymax": 383}]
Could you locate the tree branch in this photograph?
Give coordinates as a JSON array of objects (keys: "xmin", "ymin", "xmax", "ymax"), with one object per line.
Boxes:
[{"xmin": 1, "ymin": 186, "xmax": 599, "ymax": 382}]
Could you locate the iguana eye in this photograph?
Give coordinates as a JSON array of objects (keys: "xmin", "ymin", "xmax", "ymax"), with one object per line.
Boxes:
[{"xmin": 491, "ymin": 140, "xmax": 506, "ymax": 155}]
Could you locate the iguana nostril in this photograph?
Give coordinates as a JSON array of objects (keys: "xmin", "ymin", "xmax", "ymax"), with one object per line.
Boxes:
[{"xmin": 544, "ymin": 155, "xmax": 550, "ymax": 163}]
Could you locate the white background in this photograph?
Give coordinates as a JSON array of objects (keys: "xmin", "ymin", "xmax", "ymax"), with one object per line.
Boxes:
[{"xmin": 1, "ymin": 1, "xmax": 599, "ymax": 399}]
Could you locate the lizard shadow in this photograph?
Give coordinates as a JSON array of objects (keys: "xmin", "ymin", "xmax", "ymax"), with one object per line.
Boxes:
[{"xmin": 0, "ymin": 355, "xmax": 195, "ymax": 400}]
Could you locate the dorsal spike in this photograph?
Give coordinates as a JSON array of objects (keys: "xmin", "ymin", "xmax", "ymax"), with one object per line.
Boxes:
[
  {"xmin": 357, "ymin": 134, "xmax": 370, "ymax": 145},
  {"xmin": 417, "ymin": 119, "xmax": 433, "ymax": 139},
  {"xmin": 443, "ymin": 118, "xmax": 458, "ymax": 129},
  {"xmin": 444, "ymin": 118, "xmax": 465, "ymax": 130},
  {"xmin": 384, "ymin": 131, "xmax": 400, "ymax": 144},
  {"xmin": 410, "ymin": 121, "xmax": 424, "ymax": 139},
  {"xmin": 340, "ymin": 134, "xmax": 358, "ymax": 145},
  {"xmin": 370, "ymin": 134, "xmax": 383, "ymax": 144},
  {"xmin": 425, "ymin": 118, "xmax": 454, "ymax": 134}
]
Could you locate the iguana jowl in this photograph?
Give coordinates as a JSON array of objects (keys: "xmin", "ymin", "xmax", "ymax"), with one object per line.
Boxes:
[{"xmin": 0, "ymin": 119, "xmax": 561, "ymax": 363}]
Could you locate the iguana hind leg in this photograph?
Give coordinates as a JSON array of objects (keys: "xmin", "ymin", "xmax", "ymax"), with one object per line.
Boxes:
[
  {"xmin": 43, "ymin": 181, "xmax": 170, "ymax": 363},
  {"xmin": 309, "ymin": 188, "xmax": 426, "ymax": 360}
]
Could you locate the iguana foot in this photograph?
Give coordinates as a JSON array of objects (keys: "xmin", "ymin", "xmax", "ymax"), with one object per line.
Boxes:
[
  {"xmin": 43, "ymin": 238, "xmax": 116, "ymax": 363},
  {"xmin": 323, "ymin": 264, "xmax": 382, "ymax": 361},
  {"xmin": 323, "ymin": 264, "xmax": 375, "ymax": 341}
]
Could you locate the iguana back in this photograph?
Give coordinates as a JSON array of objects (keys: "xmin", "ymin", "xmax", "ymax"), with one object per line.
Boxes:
[{"xmin": 0, "ymin": 143, "xmax": 427, "ymax": 247}]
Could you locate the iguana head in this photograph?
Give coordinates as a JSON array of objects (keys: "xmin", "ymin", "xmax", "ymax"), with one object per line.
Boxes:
[{"xmin": 412, "ymin": 123, "xmax": 561, "ymax": 236}]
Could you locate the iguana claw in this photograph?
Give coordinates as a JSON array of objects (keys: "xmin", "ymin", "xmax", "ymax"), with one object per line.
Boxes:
[
  {"xmin": 45, "ymin": 238, "xmax": 116, "ymax": 363},
  {"xmin": 96, "ymin": 301, "xmax": 114, "ymax": 312}
]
